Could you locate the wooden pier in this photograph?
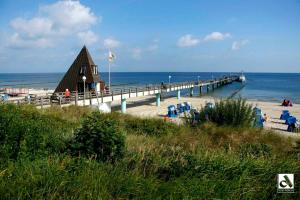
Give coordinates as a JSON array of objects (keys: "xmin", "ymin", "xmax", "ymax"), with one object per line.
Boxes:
[{"xmin": 3, "ymin": 76, "xmax": 239, "ymax": 113}]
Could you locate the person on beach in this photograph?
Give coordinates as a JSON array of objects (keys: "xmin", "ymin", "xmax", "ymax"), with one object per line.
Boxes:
[
  {"xmin": 263, "ymin": 113, "xmax": 269, "ymax": 122},
  {"xmin": 65, "ymin": 89, "xmax": 70, "ymax": 98}
]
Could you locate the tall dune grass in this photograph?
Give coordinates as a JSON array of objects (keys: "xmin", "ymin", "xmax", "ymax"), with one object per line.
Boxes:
[{"xmin": 0, "ymin": 104, "xmax": 299, "ymax": 199}]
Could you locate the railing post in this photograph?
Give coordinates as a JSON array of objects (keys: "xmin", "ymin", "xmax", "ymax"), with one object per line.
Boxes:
[
  {"xmin": 40, "ymin": 97, "xmax": 43, "ymax": 109},
  {"xmin": 136, "ymin": 88, "xmax": 138, "ymax": 97},
  {"xmin": 59, "ymin": 96, "xmax": 62, "ymax": 107},
  {"xmin": 101, "ymin": 91, "xmax": 103, "ymax": 103},
  {"xmin": 129, "ymin": 88, "xmax": 131, "ymax": 98},
  {"xmin": 89, "ymin": 92, "xmax": 92, "ymax": 106},
  {"xmin": 199, "ymin": 86, "xmax": 202, "ymax": 96},
  {"xmin": 75, "ymin": 92, "xmax": 78, "ymax": 106}
]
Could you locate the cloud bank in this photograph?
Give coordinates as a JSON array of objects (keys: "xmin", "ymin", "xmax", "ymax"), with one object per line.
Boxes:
[{"xmin": 8, "ymin": 0, "xmax": 98, "ymax": 48}]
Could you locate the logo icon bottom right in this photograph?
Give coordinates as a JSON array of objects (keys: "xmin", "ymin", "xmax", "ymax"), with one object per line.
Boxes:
[{"xmin": 277, "ymin": 174, "xmax": 294, "ymax": 193}]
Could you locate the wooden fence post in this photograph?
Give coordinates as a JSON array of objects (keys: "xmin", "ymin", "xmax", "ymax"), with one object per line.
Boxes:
[
  {"xmin": 75, "ymin": 92, "xmax": 78, "ymax": 106},
  {"xmin": 89, "ymin": 92, "xmax": 92, "ymax": 106}
]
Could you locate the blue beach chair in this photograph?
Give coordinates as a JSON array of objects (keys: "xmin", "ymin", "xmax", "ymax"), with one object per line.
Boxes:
[
  {"xmin": 177, "ymin": 103, "xmax": 185, "ymax": 113},
  {"xmin": 184, "ymin": 102, "xmax": 191, "ymax": 111},
  {"xmin": 254, "ymin": 107, "xmax": 262, "ymax": 116},
  {"xmin": 168, "ymin": 105, "xmax": 178, "ymax": 118},
  {"xmin": 280, "ymin": 110, "xmax": 290, "ymax": 120},
  {"xmin": 254, "ymin": 114, "xmax": 264, "ymax": 128},
  {"xmin": 285, "ymin": 116, "xmax": 297, "ymax": 125}
]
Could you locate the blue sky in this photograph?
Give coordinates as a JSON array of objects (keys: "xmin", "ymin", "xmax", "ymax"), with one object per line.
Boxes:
[{"xmin": 0, "ymin": 0, "xmax": 299, "ymax": 73}]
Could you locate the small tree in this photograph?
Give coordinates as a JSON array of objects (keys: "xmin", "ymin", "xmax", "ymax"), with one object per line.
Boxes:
[{"xmin": 70, "ymin": 112, "xmax": 125, "ymax": 162}]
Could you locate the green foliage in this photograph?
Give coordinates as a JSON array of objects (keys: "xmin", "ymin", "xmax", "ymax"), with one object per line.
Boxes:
[
  {"xmin": 0, "ymin": 104, "xmax": 67, "ymax": 162},
  {"xmin": 199, "ymin": 98, "xmax": 255, "ymax": 127},
  {"xmin": 123, "ymin": 116, "xmax": 179, "ymax": 136},
  {"xmin": 239, "ymin": 143, "xmax": 272, "ymax": 159},
  {"xmin": 69, "ymin": 112, "xmax": 125, "ymax": 162},
  {"xmin": 0, "ymin": 104, "xmax": 299, "ymax": 199}
]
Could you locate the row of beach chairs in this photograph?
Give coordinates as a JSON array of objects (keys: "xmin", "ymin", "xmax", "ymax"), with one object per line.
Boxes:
[{"xmin": 167, "ymin": 102, "xmax": 192, "ymax": 118}]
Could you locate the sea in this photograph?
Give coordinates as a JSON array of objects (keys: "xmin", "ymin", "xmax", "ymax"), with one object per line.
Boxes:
[{"xmin": 0, "ymin": 72, "xmax": 299, "ymax": 103}]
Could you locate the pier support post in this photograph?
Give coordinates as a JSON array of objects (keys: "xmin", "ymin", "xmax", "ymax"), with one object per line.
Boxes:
[
  {"xmin": 207, "ymin": 85, "xmax": 209, "ymax": 93},
  {"xmin": 155, "ymin": 93, "xmax": 160, "ymax": 107},
  {"xmin": 177, "ymin": 90, "xmax": 181, "ymax": 99},
  {"xmin": 199, "ymin": 86, "xmax": 202, "ymax": 95},
  {"xmin": 121, "ymin": 98, "xmax": 126, "ymax": 113},
  {"xmin": 190, "ymin": 87, "xmax": 194, "ymax": 97}
]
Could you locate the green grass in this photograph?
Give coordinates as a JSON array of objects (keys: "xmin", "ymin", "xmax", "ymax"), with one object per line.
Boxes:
[{"xmin": 0, "ymin": 104, "xmax": 299, "ymax": 199}]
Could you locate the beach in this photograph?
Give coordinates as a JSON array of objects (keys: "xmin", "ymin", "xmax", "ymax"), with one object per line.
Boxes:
[{"xmin": 110, "ymin": 95, "xmax": 300, "ymax": 138}]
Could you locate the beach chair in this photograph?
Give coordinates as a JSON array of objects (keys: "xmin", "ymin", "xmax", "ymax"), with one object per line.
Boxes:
[
  {"xmin": 280, "ymin": 110, "xmax": 290, "ymax": 120},
  {"xmin": 168, "ymin": 105, "xmax": 177, "ymax": 118},
  {"xmin": 285, "ymin": 116, "xmax": 297, "ymax": 125},
  {"xmin": 184, "ymin": 102, "xmax": 192, "ymax": 111},
  {"xmin": 177, "ymin": 103, "xmax": 185, "ymax": 113},
  {"xmin": 254, "ymin": 113, "xmax": 264, "ymax": 128},
  {"xmin": 254, "ymin": 107, "xmax": 262, "ymax": 116}
]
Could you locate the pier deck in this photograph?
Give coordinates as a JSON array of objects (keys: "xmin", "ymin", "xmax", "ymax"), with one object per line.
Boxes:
[{"xmin": 4, "ymin": 76, "xmax": 239, "ymax": 112}]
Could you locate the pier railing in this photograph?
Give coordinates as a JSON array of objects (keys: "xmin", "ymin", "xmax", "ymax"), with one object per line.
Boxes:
[{"xmin": 2, "ymin": 76, "xmax": 239, "ymax": 107}]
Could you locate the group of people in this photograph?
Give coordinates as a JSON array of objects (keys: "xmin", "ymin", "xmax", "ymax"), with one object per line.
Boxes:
[{"xmin": 281, "ymin": 99, "xmax": 293, "ymax": 107}]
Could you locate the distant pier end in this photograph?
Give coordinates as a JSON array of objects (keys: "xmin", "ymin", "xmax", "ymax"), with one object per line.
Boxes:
[{"xmin": 54, "ymin": 46, "xmax": 105, "ymax": 93}]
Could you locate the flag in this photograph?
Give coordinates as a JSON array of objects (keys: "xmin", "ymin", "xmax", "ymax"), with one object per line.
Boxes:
[{"xmin": 108, "ymin": 51, "xmax": 115, "ymax": 62}]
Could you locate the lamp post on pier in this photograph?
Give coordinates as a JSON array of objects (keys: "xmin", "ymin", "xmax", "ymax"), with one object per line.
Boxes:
[{"xmin": 82, "ymin": 76, "xmax": 86, "ymax": 106}]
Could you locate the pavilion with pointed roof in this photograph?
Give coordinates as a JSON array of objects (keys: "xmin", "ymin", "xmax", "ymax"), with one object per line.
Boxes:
[{"xmin": 54, "ymin": 46, "xmax": 105, "ymax": 93}]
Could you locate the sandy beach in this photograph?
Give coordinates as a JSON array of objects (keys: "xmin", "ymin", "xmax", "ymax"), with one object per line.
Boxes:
[{"xmin": 111, "ymin": 94, "xmax": 300, "ymax": 138}]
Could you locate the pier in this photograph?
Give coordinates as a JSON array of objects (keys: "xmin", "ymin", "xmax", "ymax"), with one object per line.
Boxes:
[{"xmin": 4, "ymin": 76, "xmax": 238, "ymax": 113}]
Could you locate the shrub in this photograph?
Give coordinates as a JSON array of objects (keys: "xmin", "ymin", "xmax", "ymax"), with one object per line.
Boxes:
[
  {"xmin": 0, "ymin": 104, "xmax": 67, "ymax": 162},
  {"xmin": 69, "ymin": 112, "xmax": 125, "ymax": 162},
  {"xmin": 199, "ymin": 98, "xmax": 255, "ymax": 127}
]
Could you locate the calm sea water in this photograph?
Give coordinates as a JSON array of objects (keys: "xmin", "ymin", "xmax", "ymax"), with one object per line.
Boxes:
[{"xmin": 0, "ymin": 72, "xmax": 299, "ymax": 103}]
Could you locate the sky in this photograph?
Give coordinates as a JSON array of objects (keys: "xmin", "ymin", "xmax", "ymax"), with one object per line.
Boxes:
[{"xmin": 0, "ymin": 0, "xmax": 300, "ymax": 73}]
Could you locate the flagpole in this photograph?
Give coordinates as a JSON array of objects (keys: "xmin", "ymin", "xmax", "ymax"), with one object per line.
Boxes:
[{"xmin": 108, "ymin": 58, "xmax": 111, "ymax": 93}]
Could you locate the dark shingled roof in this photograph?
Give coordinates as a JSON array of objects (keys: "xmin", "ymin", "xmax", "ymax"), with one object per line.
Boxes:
[{"xmin": 54, "ymin": 46, "xmax": 101, "ymax": 93}]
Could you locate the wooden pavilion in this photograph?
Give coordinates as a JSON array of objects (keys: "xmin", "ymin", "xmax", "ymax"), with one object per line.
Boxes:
[{"xmin": 54, "ymin": 46, "xmax": 105, "ymax": 93}]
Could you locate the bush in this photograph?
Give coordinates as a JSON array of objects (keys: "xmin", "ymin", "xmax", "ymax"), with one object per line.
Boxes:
[
  {"xmin": 199, "ymin": 98, "xmax": 255, "ymax": 127},
  {"xmin": 0, "ymin": 104, "xmax": 67, "ymax": 162},
  {"xmin": 69, "ymin": 112, "xmax": 125, "ymax": 162}
]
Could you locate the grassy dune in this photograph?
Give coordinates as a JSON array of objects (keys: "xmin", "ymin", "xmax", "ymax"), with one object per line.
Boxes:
[{"xmin": 0, "ymin": 104, "xmax": 299, "ymax": 199}]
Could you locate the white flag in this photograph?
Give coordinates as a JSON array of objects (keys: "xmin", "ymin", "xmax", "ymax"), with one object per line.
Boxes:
[{"xmin": 108, "ymin": 51, "xmax": 115, "ymax": 62}]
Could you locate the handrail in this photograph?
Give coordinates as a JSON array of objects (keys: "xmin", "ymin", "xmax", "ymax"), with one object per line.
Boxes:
[{"xmin": 2, "ymin": 75, "xmax": 239, "ymax": 106}]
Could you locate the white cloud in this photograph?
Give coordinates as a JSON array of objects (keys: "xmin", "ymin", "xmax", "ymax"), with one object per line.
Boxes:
[
  {"xmin": 204, "ymin": 32, "xmax": 231, "ymax": 41},
  {"xmin": 103, "ymin": 38, "xmax": 121, "ymax": 49},
  {"xmin": 177, "ymin": 34, "xmax": 200, "ymax": 47},
  {"xmin": 8, "ymin": 0, "xmax": 99, "ymax": 48},
  {"xmin": 77, "ymin": 30, "xmax": 98, "ymax": 45},
  {"xmin": 232, "ymin": 40, "xmax": 249, "ymax": 50},
  {"xmin": 9, "ymin": 33, "xmax": 54, "ymax": 48},
  {"xmin": 10, "ymin": 17, "xmax": 53, "ymax": 38},
  {"xmin": 132, "ymin": 48, "xmax": 142, "ymax": 59},
  {"xmin": 40, "ymin": 0, "xmax": 98, "ymax": 35}
]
